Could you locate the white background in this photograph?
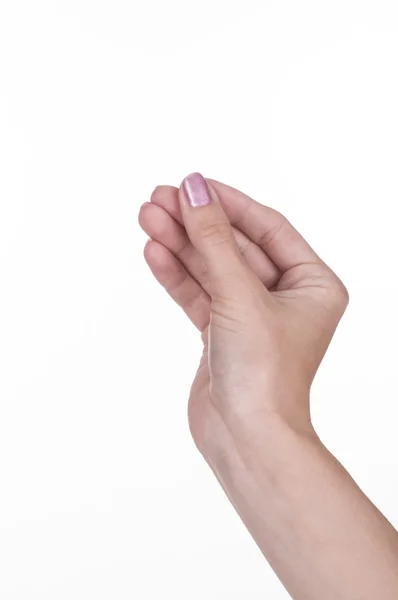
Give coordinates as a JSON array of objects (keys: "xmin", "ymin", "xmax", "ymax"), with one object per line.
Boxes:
[{"xmin": 1, "ymin": 1, "xmax": 398, "ymax": 598}]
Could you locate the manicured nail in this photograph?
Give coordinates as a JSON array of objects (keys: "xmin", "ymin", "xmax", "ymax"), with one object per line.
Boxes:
[{"xmin": 183, "ymin": 172, "xmax": 212, "ymax": 207}]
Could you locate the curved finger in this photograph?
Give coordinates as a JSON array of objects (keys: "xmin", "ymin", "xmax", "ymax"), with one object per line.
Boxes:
[
  {"xmin": 143, "ymin": 240, "xmax": 210, "ymax": 331},
  {"xmin": 139, "ymin": 201, "xmax": 210, "ymax": 290}
]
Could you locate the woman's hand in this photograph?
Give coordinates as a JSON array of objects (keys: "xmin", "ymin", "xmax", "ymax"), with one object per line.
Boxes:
[
  {"xmin": 139, "ymin": 173, "xmax": 348, "ymax": 456},
  {"xmin": 139, "ymin": 174, "xmax": 398, "ymax": 600}
]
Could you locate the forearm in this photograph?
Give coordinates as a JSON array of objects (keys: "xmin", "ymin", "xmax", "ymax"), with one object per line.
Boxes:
[{"xmin": 208, "ymin": 413, "xmax": 398, "ymax": 600}]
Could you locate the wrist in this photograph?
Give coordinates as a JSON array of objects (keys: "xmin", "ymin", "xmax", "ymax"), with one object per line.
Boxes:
[{"xmin": 204, "ymin": 404, "xmax": 322, "ymax": 476}]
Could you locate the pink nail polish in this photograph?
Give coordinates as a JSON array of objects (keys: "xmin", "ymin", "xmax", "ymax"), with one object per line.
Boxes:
[{"xmin": 183, "ymin": 172, "xmax": 212, "ymax": 207}]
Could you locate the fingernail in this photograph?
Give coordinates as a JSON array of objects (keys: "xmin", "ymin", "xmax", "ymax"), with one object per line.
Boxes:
[{"xmin": 183, "ymin": 172, "xmax": 212, "ymax": 207}]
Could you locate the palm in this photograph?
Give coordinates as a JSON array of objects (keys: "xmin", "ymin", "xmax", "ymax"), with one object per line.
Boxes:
[{"xmin": 189, "ymin": 283, "xmax": 335, "ymax": 440}]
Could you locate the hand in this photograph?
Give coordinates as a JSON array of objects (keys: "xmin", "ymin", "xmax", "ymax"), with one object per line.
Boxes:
[
  {"xmin": 139, "ymin": 173, "xmax": 349, "ymax": 458},
  {"xmin": 139, "ymin": 174, "xmax": 398, "ymax": 600}
]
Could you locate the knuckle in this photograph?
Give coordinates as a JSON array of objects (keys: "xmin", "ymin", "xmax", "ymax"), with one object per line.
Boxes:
[
  {"xmin": 329, "ymin": 277, "xmax": 350, "ymax": 310},
  {"xmin": 258, "ymin": 211, "xmax": 288, "ymax": 247},
  {"xmin": 337, "ymin": 281, "xmax": 350, "ymax": 306},
  {"xmin": 270, "ymin": 207, "xmax": 286, "ymax": 221},
  {"xmin": 199, "ymin": 220, "xmax": 232, "ymax": 247}
]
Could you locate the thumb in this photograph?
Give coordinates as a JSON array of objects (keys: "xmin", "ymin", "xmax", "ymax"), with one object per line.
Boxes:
[{"xmin": 179, "ymin": 172, "xmax": 247, "ymax": 295}]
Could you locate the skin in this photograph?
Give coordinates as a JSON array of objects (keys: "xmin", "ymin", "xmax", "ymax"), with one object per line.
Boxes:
[{"xmin": 138, "ymin": 176, "xmax": 398, "ymax": 599}]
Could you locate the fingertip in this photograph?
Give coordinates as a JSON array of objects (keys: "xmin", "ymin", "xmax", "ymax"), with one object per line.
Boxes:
[
  {"xmin": 143, "ymin": 239, "xmax": 177, "ymax": 274},
  {"xmin": 138, "ymin": 201, "xmax": 152, "ymax": 227},
  {"xmin": 143, "ymin": 238, "xmax": 160, "ymax": 263},
  {"xmin": 143, "ymin": 239, "xmax": 167, "ymax": 270},
  {"xmin": 150, "ymin": 184, "xmax": 178, "ymax": 204},
  {"xmin": 143, "ymin": 237, "xmax": 152, "ymax": 260},
  {"xmin": 150, "ymin": 184, "xmax": 181, "ymax": 222}
]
